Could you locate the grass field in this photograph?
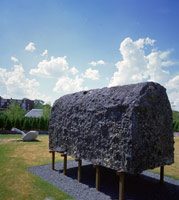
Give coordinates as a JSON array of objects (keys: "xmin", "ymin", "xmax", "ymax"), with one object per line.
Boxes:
[
  {"xmin": 149, "ymin": 137, "xmax": 179, "ymax": 180},
  {"xmin": 0, "ymin": 135, "xmax": 73, "ymax": 200},
  {"xmin": 0, "ymin": 135, "xmax": 178, "ymax": 200}
]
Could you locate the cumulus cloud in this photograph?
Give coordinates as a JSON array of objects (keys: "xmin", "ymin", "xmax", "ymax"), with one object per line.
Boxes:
[
  {"xmin": 109, "ymin": 37, "xmax": 173, "ymax": 87},
  {"xmin": 84, "ymin": 68, "xmax": 99, "ymax": 80},
  {"xmin": 146, "ymin": 51, "xmax": 170, "ymax": 83},
  {"xmin": 25, "ymin": 42, "xmax": 36, "ymax": 52},
  {"xmin": 70, "ymin": 67, "xmax": 78, "ymax": 75},
  {"xmin": 109, "ymin": 37, "xmax": 149, "ymax": 86},
  {"xmin": 109, "ymin": 37, "xmax": 179, "ymax": 110},
  {"xmin": 30, "ymin": 56, "xmax": 88, "ymax": 96},
  {"xmin": 11, "ymin": 56, "xmax": 19, "ymax": 63},
  {"xmin": 30, "ymin": 56, "xmax": 69, "ymax": 78},
  {"xmin": 89, "ymin": 60, "xmax": 105, "ymax": 66},
  {"xmin": 134, "ymin": 37, "xmax": 155, "ymax": 48},
  {"xmin": 166, "ymin": 76, "xmax": 179, "ymax": 90},
  {"xmin": 41, "ymin": 49, "xmax": 48, "ymax": 56},
  {"xmin": 0, "ymin": 64, "xmax": 48, "ymax": 100},
  {"xmin": 53, "ymin": 76, "xmax": 85, "ymax": 93},
  {"xmin": 165, "ymin": 76, "xmax": 179, "ymax": 110},
  {"xmin": 165, "ymin": 75, "xmax": 179, "ymax": 110}
]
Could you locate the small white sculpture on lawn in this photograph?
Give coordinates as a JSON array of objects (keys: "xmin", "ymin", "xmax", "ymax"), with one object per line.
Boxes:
[{"xmin": 11, "ymin": 128, "xmax": 39, "ymax": 141}]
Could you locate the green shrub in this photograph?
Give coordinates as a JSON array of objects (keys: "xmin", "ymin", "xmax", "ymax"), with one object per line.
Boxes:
[
  {"xmin": 22, "ymin": 118, "xmax": 32, "ymax": 131},
  {"xmin": 38, "ymin": 117, "xmax": 46, "ymax": 131},
  {"xmin": 4, "ymin": 118, "xmax": 13, "ymax": 130},
  {"xmin": 33, "ymin": 118, "xmax": 40, "ymax": 130},
  {"xmin": 0, "ymin": 115, "xmax": 6, "ymax": 130},
  {"xmin": 174, "ymin": 121, "xmax": 179, "ymax": 132},
  {"xmin": 14, "ymin": 118, "xmax": 21, "ymax": 129},
  {"xmin": 45, "ymin": 118, "xmax": 49, "ymax": 131},
  {"xmin": 173, "ymin": 111, "xmax": 179, "ymax": 132}
]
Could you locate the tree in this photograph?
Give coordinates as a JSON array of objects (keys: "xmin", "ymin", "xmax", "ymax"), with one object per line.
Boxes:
[
  {"xmin": 22, "ymin": 118, "xmax": 32, "ymax": 131},
  {"xmin": 14, "ymin": 118, "xmax": 21, "ymax": 129},
  {"xmin": 45, "ymin": 118, "xmax": 49, "ymax": 130},
  {"xmin": 4, "ymin": 118, "xmax": 13, "ymax": 130},
  {"xmin": 0, "ymin": 115, "xmax": 6, "ymax": 130},
  {"xmin": 42, "ymin": 103, "xmax": 51, "ymax": 119},
  {"xmin": 21, "ymin": 118, "xmax": 25, "ymax": 128},
  {"xmin": 35, "ymin": 118, "xmax": 40, "ymax": 130},
  {"xmin": 38, "ymin": 117, "xmax": 46, "ymax": 130},
  {"xmin": 173, "ymin": 110, "xmax": 179, "ymax": 122},
  {"xmin": 174, "ymin": 121, "xmax": 179, "ymax": 132},
  {"xmin": 34, "ymin": 99, "xmax": 45, "ymax": 109},
  {"xmin": 5, "ymin": 102, "xmax": 25, "ymax": 122},
  {"xmin": 173, "ymin": 110, "xmax": 179, "ymax": 132}
]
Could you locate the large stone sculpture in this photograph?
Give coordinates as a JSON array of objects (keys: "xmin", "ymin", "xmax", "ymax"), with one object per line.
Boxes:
[
  {"xmin": 49, "ymin": 82, "xmax": 174, "ymax": 174},
  {"xmin": 12, "ymin": 128, "xmax": 39, "ymax": 141}
]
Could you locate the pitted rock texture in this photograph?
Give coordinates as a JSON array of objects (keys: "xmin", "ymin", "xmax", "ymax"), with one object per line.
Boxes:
[{"xmin": 49, "ymin": 82, "xmax": 174, "ymax": 174}]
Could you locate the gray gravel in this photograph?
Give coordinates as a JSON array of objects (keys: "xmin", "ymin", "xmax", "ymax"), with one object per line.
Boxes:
[{"xmin": 27, "ymin": 160, "xmax": 179, "ymax": 200}]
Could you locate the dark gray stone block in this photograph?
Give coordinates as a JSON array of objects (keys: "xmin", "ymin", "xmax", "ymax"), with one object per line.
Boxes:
[{"xmin": 49, "ymin": 82, "xmax": 174, "ymax": 174}]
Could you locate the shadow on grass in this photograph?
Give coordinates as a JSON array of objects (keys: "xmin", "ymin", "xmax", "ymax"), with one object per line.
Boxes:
[{"xmin": 16, "ymin": 139, "xmax": 42, "ymax": 143}]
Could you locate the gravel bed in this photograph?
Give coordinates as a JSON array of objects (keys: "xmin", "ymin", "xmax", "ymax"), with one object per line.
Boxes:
[{"xmin": 27, "ymin": 160, "xmax": 179, "ymax": 200}]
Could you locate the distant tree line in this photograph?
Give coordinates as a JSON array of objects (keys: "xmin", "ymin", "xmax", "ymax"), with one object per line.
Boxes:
[{"xmin": 0, "ymin": 100, "xmax": 51, "ymax": 131}]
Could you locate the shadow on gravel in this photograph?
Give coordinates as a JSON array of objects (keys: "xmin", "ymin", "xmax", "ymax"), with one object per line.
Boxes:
[{"xmin": 64, "ymin": 164, "xmax": 179, "ymax": 200}]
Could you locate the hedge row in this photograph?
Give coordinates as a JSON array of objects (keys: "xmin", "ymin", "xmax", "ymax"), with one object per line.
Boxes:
[
  {"xmin": 173, "ymin": 121, "xmax": 179, "ymax": 132},
  {"xmin": 173, "ymin": 111, "xmax": 179, "ymax": 132},
  {"xmin": 0, "ymin": 115, "xmax": 49, "ymax": 131}
]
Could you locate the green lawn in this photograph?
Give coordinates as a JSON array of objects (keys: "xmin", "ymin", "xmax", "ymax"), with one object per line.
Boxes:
[
  {"xmin": 149, "ymin": 137, "xmax": 179, "ymax": 180},
  {"xmin": 0, "ymin": 135, "xmax": 178, "ymax": 200},
  {"xmin": 0, "ymin": 135, "xmax": 73, "ymax": 200}
]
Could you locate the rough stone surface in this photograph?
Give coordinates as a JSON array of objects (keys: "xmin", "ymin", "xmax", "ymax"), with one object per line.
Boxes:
[{"xmin": 49, "ymin": 82, "xmax": 174, "ymax": 174}]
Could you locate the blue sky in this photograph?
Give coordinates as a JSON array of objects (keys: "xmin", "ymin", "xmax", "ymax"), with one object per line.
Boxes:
[{"xmin": 0, "ymin": 0, "xmax": 179, "ymax": 109}]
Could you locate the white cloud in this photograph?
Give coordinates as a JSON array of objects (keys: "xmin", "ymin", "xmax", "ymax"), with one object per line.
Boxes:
[
  {"xmin": 70, "ymin": 67, "xmax": 78, "ymax": 75},
  {"xmin": 41, "ymin": 49, "xmax": 48, "ymax": 56},
  {"xmin": 30, "ymin": 56, "xmax": 69, "ymax": 78},
  {"xmin": 167, "ymin": 91, "xmax": 179, "ymax": 111},
  {"xmin": 134, "ymin": 37, "xmax": 155, "ymax": 48},
  {"xmin": 109, "ymin": 36, "xmax": 179, "ymax": 110},
  {"xmin": 0, "ymin": 64, "xmax": 49, "ymax": 101},
  {"xmin": 166, "ymin": 76, "xmax": 179, "ymax": 110},
  {"xmin": 11, "ymin": 56, "xmax": 19, "ymax": 63},
  {"xmin": 147, "ymin": 51, "xmax": 170, "ymax": 83},
  {"xmin": 166, "ymin": 76, "xmax": 179, "ymax": 90},
  {"xmin": 53, "ymin": 76, "xmax": 85, "ymax": 93},
  {"xmin": 89, "ymin": 60, "xmax": 105, "ymax": 66},
  {"xmin": 25, "ymin": 42, "xmax": 36, "ymax": 52},
  {"xmin": 30, "ymin": 56, "xmax": 88, "ymax": 97},
  {"xmin": 162, "ymin": 61, "xmax": 175, "ymax": 67},
  {"xmin": 109, "ymin": 37, "xmax": 149, "ymax": 86},
  {"xmin": 109, "ymin": 37, "xmax": 173, "ymax": 87},
  {"xmin": 84, "ymin": 68, "xmax": 99, "ymax": 80}
]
